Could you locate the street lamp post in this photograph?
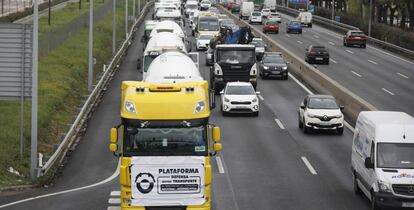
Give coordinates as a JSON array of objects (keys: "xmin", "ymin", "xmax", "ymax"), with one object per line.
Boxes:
[
  {"xmin": 112, "ymin": 0, "xmax": 116, "ymax": 55},
  {"xmin": 88, "ymin": 0, "xmax": 93, "ymax": 92},
  {"xmin": 125, "ymin": 0, "xmax": 128, "ymax": 37},
  {"xmin": 31, "ymin": 0, "xmax": 39, "ymax": 181},
  {"xmin": 368, "ymin": 0, "xmax": 372, "ymax": 36},
  {"xmin": 331, "ymin": 0, "xmax": 334, "ymax": 21}
]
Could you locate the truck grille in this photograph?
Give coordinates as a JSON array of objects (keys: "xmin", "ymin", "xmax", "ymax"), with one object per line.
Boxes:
[{"xmin": 393, "ymin": 184, "xmax": 414, "ymax": 196}]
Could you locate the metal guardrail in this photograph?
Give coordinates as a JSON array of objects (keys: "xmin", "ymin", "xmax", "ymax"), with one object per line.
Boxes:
[
  {"xmin": 218, "ymin": 5, "xmax": 377, "ymax": 124},
  {"xmin": 276, "ymin": 6, "xmax": 414, "ymax": 59},
  {"xmin": 38, "ymin": 1, "xmax": 154, "ymax": 178}
]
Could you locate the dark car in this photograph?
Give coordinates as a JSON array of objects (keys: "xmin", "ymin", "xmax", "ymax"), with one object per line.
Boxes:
[
  {"xmin": 258, "ymin": 52, "xmax": 288, "ymax": 80},
  {"xmin": 305, "ymin": 45, "xmax": 329, "ymax": 64},
  {"xmin": 231, "ymin": 4, "xmax": 240, "ymax": 13},
  {"xmin": 262, "ymin": 20, "xmax": 279, "ymax": 34},
  {"xmin": 286, "ymin": 21, "xmax": 302, "ymax": 34},
  {"xmin": 343, "ymin": 30, "xmax": 367, "ymax": 48}
]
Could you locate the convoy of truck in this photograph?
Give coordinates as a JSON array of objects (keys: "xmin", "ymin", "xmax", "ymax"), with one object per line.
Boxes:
[{"xmin": 108, "ymin": 1, "xmax": 414, "ymax": 209}]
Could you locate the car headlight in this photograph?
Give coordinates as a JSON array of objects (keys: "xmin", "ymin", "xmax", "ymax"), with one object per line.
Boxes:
[
  {"xmin": 252, "ymin": 97, "xmax": 258, "ymax": 102},
  {"xmin": 263, "ymin": 66, "xmax": 269, "ymax": 70},
  {"xmin": 307, "ymin": 113, "xmax": 316, "ymax": 118},
  {"xmin": 224, "ymin": 97, "xmax": 230, "ymax": 103},
  {"xmin": 334, "ymin": 114, "xmax": 343, "ymax": 118},
  {"xmin": 125, "ymin": 101, "xmax": 136, "ymax": 114},
  {"xmin": 378, "ymin": 180, "xmax": 392, "ymax": 193},
  {"xmin": 282, "ymin": 66, "xmax": 288, "ymax": 70},
  {"xmin": 195, "ymin": 101, "xmax": 205, "ymax": 113}
]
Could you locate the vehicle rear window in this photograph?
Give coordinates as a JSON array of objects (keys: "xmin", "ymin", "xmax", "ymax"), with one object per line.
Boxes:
[
  {"xmin": 350, "ymin": 31, "xmax": 365, "ymax": 36},
  {"xmin": 266, "ymin": 21, "xmax": 277, "ymax": 25},
  {"xmin": 311, "ymin": 47, "xmax": 327, "ymax": 52},
  {"xmin": 262, "ymin": 9, "xmax": 270, "ymax": 12},
  {"xmin": 252, "ymin": 12, "xmax": 261, "ymax": 16}
]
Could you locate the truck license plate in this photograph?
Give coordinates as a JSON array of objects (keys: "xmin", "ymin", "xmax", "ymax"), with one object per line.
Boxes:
[{"xmin": 402, "ymin": 202, "xmax": 414, "ymax": 207}]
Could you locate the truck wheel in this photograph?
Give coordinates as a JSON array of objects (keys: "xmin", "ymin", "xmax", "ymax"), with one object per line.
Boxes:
[
  {"xmin": 371, "ymin": 193, "xmax": 381, "ymax": 210},
  {"xmin": 308, "ymin": 23, "xmax": 312, "ymax": 28},
  {"xmin": 353, "ymin": 172, "xmax": 362, "ymax": 195}
]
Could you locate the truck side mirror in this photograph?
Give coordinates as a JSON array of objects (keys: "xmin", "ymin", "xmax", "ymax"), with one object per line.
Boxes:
[
  {"xmin": 340, "ymin": 105, "xmax": 344, "ymax": 110},
  {"xmin": 212, "ymin": 126, "xmax": 221, "ymax": 142},
  {"xmin": 109, "ymin": 143, "xmax": 118, "ymax": 152},
  {"xmin": 109, "ymin": 127, "xmax": 118, "ymax": 152},
  {"xmin": 364, "ymin": 157, "xmax": 374, "ymax": 169},
  {"xmin": 213, "ymin": 142, "xmax": 222, "ymax": 152}
]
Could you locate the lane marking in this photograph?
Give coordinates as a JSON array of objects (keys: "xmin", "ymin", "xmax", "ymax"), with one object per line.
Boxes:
[
  {"xmin": 303, "ymin": 30, "xmax": 307, "ymax": 33},
  {"xmin": 107, "ymin": 207, "xmax": 121, "ymax": 210},
  {"xmin": 351, "ymin": 71, "xmax": 362, "ymax": 77},
  {"xmin": 258, "ymin": 95, "xmax": 264, "ymax": 101},
  {"xmin": 108, "ymin": 198, "xmax": 121, "ymax": 205},
  {"xmin": 313, "ymin": 35, "xmax": 319, "ymax": 39},
  {"xmin": 285, "ymin": 34, "xmax": 291, "ymax": 38},
  {"xmin": 297, "ymin": 40, "xmax": 303, "ymax": 44},
  {"xmin": 216, "ymin": 156, "xmax": 225, "ymax": 174},
  {"xmin": 381, "ymin": 88, "xmax": 395, "ymax": 96},
  {"xmin": 0, "ymin": 159, "xmax": 121, "ymax": 208},
  {"xmin": 110, "ymin": 191, "xmax": 120, "ymax": 197},
  {"xmin": 328, "ymin": 41, "xmax": 335, "ymax": 46},
  {"xmin": 367, "ymin": 59, "xmax": 378, "ymax": 65},
  {"xmin": 274, "ymin": 119, "xmax": 285, "ymax": 130},
  {"xmin": 329, "ymin": 58, "xmax": 337, "ymax": 64},
  {"xmin": 368, "ymin": 46, "xmax": 414, "ymax": 65},
  {"xmin": 301, "ymin": 157, "xmax": 317, "ymax": 175},
  {"xmin": 397, "ymin": 72, "xmax": 409, "ymax": 79},
  {"xmin": 346, "ymin": 50, "xmax": 354, "ymax": 54}
]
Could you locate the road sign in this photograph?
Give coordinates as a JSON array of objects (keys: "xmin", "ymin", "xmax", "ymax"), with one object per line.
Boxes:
[
  {"xmin": 335, "ymin": 15, "xmax": 341, "ymax": 22},
  {"xmin": 0, "ymin": 23, "xmax": 33, "ymax": 100}
]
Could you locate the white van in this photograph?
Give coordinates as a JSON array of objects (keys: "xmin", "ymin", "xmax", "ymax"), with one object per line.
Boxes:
[
  {"xmin": 297, "ymin": 11, "xmax": 312, "ymax": 27},
  {"xmin": 351, "ymin": 111, "xmax": 414, "ymax": 209},
  {"xmin": 240, "ymin": 1, "xmax": 254, "ymax": 20}
]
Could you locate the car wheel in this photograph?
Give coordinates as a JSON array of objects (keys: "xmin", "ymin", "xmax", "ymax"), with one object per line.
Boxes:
[
  {"xmin": 353, "ymin": 172, "xmax": 362, "ymax": 195},
  {"xmin": 325, "ymin": 60, "xmax": 330, "ymax": 65},
  {"xmin": 302, "ymin": 118, "xmax": 310, "ymax": 133},
  {"xmin": 287, "ymin": 29, "xmax": 290, "ymax": 33},
  {"xmin": 371, "ymin": 193, "xmax": 381, "ymax": 210},
  {"xmin": 298, "ymin": 115, "xmax": 303, "ymax": 128},
  {"xmin": 337, "ymin": 127, "xmax": 343, "ymax": 135},
  {"xmin": 192, "ymin": 31, "xmax": 194, "ymax": 36},
  {"xmin": 283, "ymin": 75, "xmax": 288, "ymax": 80},
  {"xmin": 362, "ymin": 44, "xmax": 366, "ymax": 48},
  {"xmin": 276, "ymin": 31, "xmax": 279, "ymax": 34},
  {"xmin": 343, "ymin": 41, "xmax": 346, "ymax": 46},
  {"xmin": 252, "ymin": 111, "xmax": 259, "ymax": 117},
  {"xmin": 299, "ymin": 31, "xmax": 302, "ymax": 34}
]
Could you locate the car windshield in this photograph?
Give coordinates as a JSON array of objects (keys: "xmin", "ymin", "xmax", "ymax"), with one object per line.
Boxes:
[
  {"xmin": 187, "ymin": 4, "xmax": 197, "ymax": 9},
  {"xmin": 199, "ymin": 18, "xmax": 219, "ymax": 31},
  {"xmin": 124, "ymin": 126, "xmax": 207, "ymax": 156},
  {"xmin": 251, "ymin": 40, "xmax": 264, "ymax": 47},
  {"xmin": 377, "ymin": 143, "xmax": 414, "ymax": 169},
  {"xmin": 225, "ymin": 85, "xmax": 255, "ymax": 95},
  {"xmin": 201, "ymin": 1, "xmax": 210, "ymax": 4},
  {"xmin": 199, "ymin": 35, "xmax": 214, "ymax": 40},
  {"xmin": 217, "ymin": 50, "xmax": 255, "ymax": 64},
  {"xmin": 290, "ymin": 21, "xmax": 300, "ymax": 25},
  {"xmin": 220, "ymin": 19, "xmax": 234, "ymax": 26},
  {"xmin": 308, "ymin": 98, "xmax": 338, "ymax": 109},
  {"xmin": 263, "ymin": 55, "xmax": 284, "ymax": 64}
]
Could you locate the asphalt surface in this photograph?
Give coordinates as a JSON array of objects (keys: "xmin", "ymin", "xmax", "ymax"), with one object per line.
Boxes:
[
  {"xmin": 248, "ymin": 13, "xmax": 414, "ymax": 115},
  {"xmin": 0, "ymin": 6, "xmax": 384, "ymax": 210}
]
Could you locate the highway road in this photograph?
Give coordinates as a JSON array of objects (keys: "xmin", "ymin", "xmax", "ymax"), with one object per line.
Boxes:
[
  {"xmin": 0, "ymin": 5, "xmax": 380, "ymax": 210},
  {"xmin": 248, "ymin": 12, "xmax": 414, "ymax": 116}
]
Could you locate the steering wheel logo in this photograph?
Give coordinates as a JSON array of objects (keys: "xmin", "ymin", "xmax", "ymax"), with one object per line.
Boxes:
[{"xmin": 135, "ymin": 172, "xmax": 155, "ymax": 194}]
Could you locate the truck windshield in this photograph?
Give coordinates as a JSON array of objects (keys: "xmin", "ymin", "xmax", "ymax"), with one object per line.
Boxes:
[
  {"xmin": 199, "ymin": 18, "xmax": 219, "ymax": 31},
  {"xmin": 377, "ymin": 143, "xmax": 414, "ymax": 169},
  {"xmin": 217, "ymin": 50, "xmax": 255, "ymax": 64},
  {"xmin": 124, "ymin": 126, "xmax": 208, "ymax": 156}
]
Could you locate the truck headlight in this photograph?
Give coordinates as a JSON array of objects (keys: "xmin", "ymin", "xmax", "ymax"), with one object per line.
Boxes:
[
  {"xmin": 224, "ymin": 97, "xmax": 230, "ymax": 103},
  {"xmin": 195, "ymin": 101, "xmax": 205, "ymax": 113},
  {"xmin": 263, "ymin": 66, "xmax": 269, "ymax": 70},
  {"xmin": 125, "ymin": 101, "xmax": 136, "ymax": 114},
  {"xmin": 378, "ymin": 180, "xmax": 392, "ymax": 193}
]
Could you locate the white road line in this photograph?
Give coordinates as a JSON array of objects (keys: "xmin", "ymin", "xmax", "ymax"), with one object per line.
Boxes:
[
  {"xmin": 368, "ymin": 45, "xmax": 414, "ymax": 65},
  {"xmin": 107, "ymin": 207, "xmax": 121, "ymax": 210},
  {"xmin": 258, "ymin": 95, "xmax": 264, "ymax": 101},
  {"xmin": 216, "ymin": 156, "xmax": 225, "ymax": 174},
  {"xmin": 108, "ymin": 198, "xmax": 121, "ymax": 205},
  {"xmin": 351, "ymin": 71, "xmax": 362, "ymax": 77},
  {"xmin": 381, "ymin": 88, "xmax": 395, "ymax": 96},
  {"xmin": 297, "ymin": 40, "xmax": 303, "ymax": 44},
  {"xmin": 313, "ymin": 35, "xmax": 319, "ymax": 38},
  {"xmin": 328, "ymin": 41, "xmax": 335, "ymax": 46},
  {"xmin": 344, "ymin": 121, "xmax": 355, "ymax": 132},
  {"xmin": 0, "ymin": 160, "xmax": 121, "ymax": 209},
  {"xmin": 329, "ymin": 58, "xmax": 337, "ymax": 64},
  {"xmin": 346, "ymin": 50, "xmax": 354, "ymax": 54},
  {"xmin": 303, "ymin": 30, "xmax": 307, "ymax": 33},
  {"xmin": 274, "ymin": 119, "xmax": 285, "ymax": 130},
  {"xmin": 397, "ymin": 72, "xmax": 409, "ymax": 79},
  {"xmin": 301, "ymin": 157, "xmax": 317, "ymax": 175},
  {"xmin": 367, "ymin": 59, "xmax": 378, "ymax": 65},
  {"xmin": 285, "ymin": 34, "xmax": 291, "ymax": 38},
  {"xmin": 110, "ymin": 191, "xmax": 120, "ymax": 197}
]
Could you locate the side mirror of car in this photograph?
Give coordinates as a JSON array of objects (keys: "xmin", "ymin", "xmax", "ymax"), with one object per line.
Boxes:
[
  {"xmin": 340, "ymin": 105, "xmax": 344, "ymax": 110},
  {"xmin": 220, "ymin": 90, "xmax": 224, "ymax": 95},
  {"xmin": 300, "ymin": 104, "xmax": 305, "ymax": 109},
  {"xmin": 364, "ymin": 157, "xmax": 374, "ymax": 169},
  {"xmin": 256, "ymin": 91, "xmax": 261, "ymax": 95}
]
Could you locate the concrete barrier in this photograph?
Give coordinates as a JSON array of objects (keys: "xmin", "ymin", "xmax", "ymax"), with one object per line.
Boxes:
[{"xmin": 217, "ymin": 5, "xmax": 378, "ymax": 124}]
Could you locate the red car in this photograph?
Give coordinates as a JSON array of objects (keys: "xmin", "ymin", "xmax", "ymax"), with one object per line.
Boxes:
[
  {"xmin": 343, "ymin": 30, "xmax": 367, "ymax": 48},
  {"xmin": 262, "ymin": 20, "xmax": 279, "ymax": 34}
]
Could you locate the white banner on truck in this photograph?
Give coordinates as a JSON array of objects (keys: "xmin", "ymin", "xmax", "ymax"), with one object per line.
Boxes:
[{"xmin": 131, "ymin": 156, "xmax": 206, "ymax": 206}]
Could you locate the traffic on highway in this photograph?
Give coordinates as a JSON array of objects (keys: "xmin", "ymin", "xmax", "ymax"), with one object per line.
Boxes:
[{"xmin": 1, "ymin": 0, "xmax": 414, "ymax": 210}]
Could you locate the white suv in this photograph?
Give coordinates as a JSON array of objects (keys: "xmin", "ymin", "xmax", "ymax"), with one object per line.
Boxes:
[
  {"xmin": 298, "ymin": 95, "xmax": 344, "ymax": 134},
  {"xmin": 249, "ymin": 11, "xmax": 262, "ymax": 24},
  {"xmin": 220, "ymin": 82, "xmax": 259, "ymax": 116}
]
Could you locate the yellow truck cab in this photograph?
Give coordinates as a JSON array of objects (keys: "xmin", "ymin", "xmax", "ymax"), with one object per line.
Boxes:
[{"xmin": 110, "ymin": 51, "xmax": 221, "ymax": 210}]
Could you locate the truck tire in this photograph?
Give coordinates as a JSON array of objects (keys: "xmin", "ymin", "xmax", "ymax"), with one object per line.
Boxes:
[{"xmin": 353, "ymin": 172, "xmax": 362, "ymax": 195}]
